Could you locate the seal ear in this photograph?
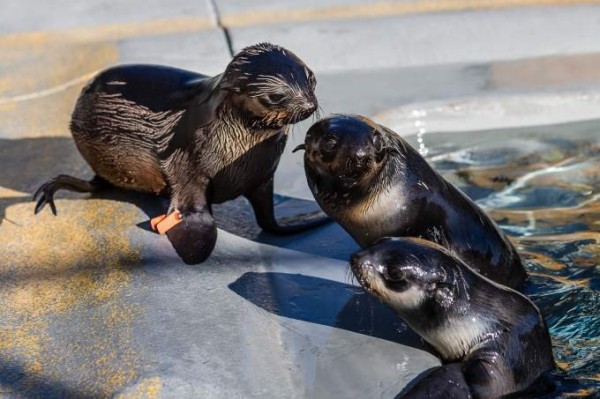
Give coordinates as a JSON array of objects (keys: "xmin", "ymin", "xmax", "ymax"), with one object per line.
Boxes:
[
  {"xmin": 167, "ymin": 74, "xmax": 223, "ymax": 109},
  {"xmin": 434, "ymin": 283, "xmax": 457, "ymax": 308},
  {"xmin": 219, "ymin": 67, "xmax": 244, "ymax": 94},
  {"xmin": 373, "ymin": 130, "xmax": 387, "ymax": 163}
]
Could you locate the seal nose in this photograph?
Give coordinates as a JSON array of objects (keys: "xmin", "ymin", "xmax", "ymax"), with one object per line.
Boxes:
[
  {"xmin": 305, "ymin": 100, "xmax": 318, "ymax": 114},
  {"xmin": 350, "ymin": 252, "xmax": 367, "ymax": 268}
]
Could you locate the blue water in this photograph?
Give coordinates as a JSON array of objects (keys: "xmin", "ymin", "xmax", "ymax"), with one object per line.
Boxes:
[{"xmin": 421, "ymin": 119, "xmax": 599, "ymax": 398}]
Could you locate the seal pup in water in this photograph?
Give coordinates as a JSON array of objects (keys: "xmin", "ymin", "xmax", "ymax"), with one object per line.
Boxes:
[
  {"xmin": 296, "ymin": 114, "xmax": 526, "ymax": 288},
  {"xmin": 34, "ymin": 43, "xmax": 327, "ymax": 264},
  {"xmin": 350, "ymin": 237, "xmax": 554, "ymax": 398}
]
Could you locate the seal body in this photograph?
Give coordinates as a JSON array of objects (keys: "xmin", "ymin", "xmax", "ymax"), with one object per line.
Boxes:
[
  {"xmin": 299, "ymin": 114, "xmax": 526, "ymax": 288},
  {"xmin": 350, "ymin": 237, "xmax": 554, "ymax": 398},
  {"xmin": 34, "ymin": 43, "xmax": 328, "ymax": 264}
]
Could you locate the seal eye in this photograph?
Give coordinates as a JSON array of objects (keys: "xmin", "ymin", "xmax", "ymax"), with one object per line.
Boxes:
[
  {"xmin": 384, "ymin": 267, "xmax": 404, "ymax": 282},
  {"xmin": 267, "ymin": 93, "xmax": 286, "ymax": 105},
  {"xmin": 321, "ymin": 136, "xmax": 338, "ymax": 153}
]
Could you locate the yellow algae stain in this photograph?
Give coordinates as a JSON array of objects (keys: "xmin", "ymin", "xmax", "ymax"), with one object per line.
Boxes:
[
  {"xmin": 0, "ymin": 17, "xmax": 213, "ymax": 50},
  {"xmin": 555, "ymin": 360, "xmax": 570, "ymax": 371},
  {"xmin": 0, "ymin": 42, "xmax": 118, "ymax": 139},
  {"xmin": 518, "ymin": 250, "xmax": 567, "ymax": 271},
  {"xmin": 221, "ymin": 0, "xmax": 600, "ymax": 27},
  {"xmin": 0, "ymin": 197, "xmax": 144, "ymax": 397},
  {"xmin": 492, "ymin": 206, "xmax": 600, "ymax": 232},
  {"xmin": 528, "ymin": 272, "xmax": 591, "ymax": 290},
  {"xmin": 0, "ymin": 42, "xmax": 112, "ymax": 98},
  {"xmin": 564, "ymin": 388, "xmax": 598, "ymax": 397},
  {"xmin": 0, "ymin": 187, "xmax": 28, "ymax": 199},
  {"xmin": 116, "ymin": 377, "xmax": 163, "ymax": 399}
]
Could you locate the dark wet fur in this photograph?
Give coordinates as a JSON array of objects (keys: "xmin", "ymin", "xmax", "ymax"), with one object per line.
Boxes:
[
  {"xmin": 352, "ymin": 238, "xmax": 555, "ymax": 399},
  {"xmin": 302, "ymin": 114, "xmax": 526, "ymax": 289},
  {"xmin": 34, "ymin": 43, "xmax": 328, "ymax": 264}
]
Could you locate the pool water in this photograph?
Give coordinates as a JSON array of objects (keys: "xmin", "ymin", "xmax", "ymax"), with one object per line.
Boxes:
[{"xmin": 418, "ymin": 119, "xmax": 599, "ymax": 398}]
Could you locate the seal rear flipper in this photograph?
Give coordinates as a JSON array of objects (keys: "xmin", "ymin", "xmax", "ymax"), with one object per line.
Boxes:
[
  {"xmin": 397, "ymin": 364, "xmax": 472, "ymax": 399},
  {"xmin": 165, "ymin": 207, "xmax": 217, "ymax": 265},
  {"xmin": 33, "ymin": 175, "xmax": 108, "ymax": 215},
  {"xmin": 245, "ymin": 178, "xmax": 330, "ymax": 234}
]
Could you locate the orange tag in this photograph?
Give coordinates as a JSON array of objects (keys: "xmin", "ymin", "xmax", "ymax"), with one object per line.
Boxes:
[{"xmin": 150, "ymin": 211, "xmax": 182, "ymax": 234}]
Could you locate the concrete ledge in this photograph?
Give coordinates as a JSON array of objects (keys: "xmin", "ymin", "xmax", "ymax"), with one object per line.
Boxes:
[
  {"xmin": 229, "ymin": 5, "xmax": 600, "ymax": 72},
  {"xmin": 1, "ymin": 0, "xmax": 216, "ymax": 34},
  {"xmin": 117, "ymin": 30, "xmax": 231, "ymax": 75},
  {"xmin": 216, "ymin": 0, "xmax": 600, "ymax": 27}
]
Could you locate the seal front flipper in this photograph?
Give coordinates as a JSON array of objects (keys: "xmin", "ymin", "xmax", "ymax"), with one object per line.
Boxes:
[
  {"xmin": 165, "ymin": 206, "xmax": 217, "ymax": 265},
  {"xmin": 397, "ymin": 364, "xmax": 472, "ymax": 399},
  {"xmin": 245, "ymin": 177, "xmax": 330, "ymax": 234},
  {"xmin": 161, "ymin": 176, "xmax": 217, "ymax": 264},
  {"xmin": 33, "ymin": 175, "xmax": 108, "ymax": 215}
]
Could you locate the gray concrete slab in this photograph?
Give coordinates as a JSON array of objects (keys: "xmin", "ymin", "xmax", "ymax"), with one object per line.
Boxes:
[
  {"xmin": 216, "ymin": 0, "xmax": 371, "ymax": 14},
  {"xmin": 1, "ymin": 0, "xmax": 215, "ymax": 34},
  {"xmin": 0, "ymin": 196, "xmax": 439, "ymax": 398},
  {"xmin": 228, "ymin": 5, "xmax": 600, "ymax": 72},
  {"xmin": 117, "ymin": 30, "xmax": 230, "ymax": 75}
]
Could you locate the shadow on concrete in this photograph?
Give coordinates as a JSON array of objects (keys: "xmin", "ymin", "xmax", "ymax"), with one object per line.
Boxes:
[
  {"xmin": 0, "ymin": 360, "xmax": 100, "ymax": 399},
  {"xmin": 214, "ymin": 196, "xmax": 359, "ymax": 261},
  {"xmin": 229, "ymin": 271, "xmax": 427, "ymax": 349},
  {"xmin": 0, "ymin": 137, "xmax": 358, "ymax": 260}
]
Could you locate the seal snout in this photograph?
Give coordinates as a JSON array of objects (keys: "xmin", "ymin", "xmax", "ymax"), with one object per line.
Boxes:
[
  {"xmin": 303, "ymin": 98, "xmax": 318, "ymax": 115},
  {"xmin": 293, "ymin": 98, "xmax": 318, "ymax": 123},
  {"xmin": 349, "ymin": 251, "xmax": 368, "ymax": 270},
  {"xmin": 349, "ymin": 250, "xmax": 386, "ymax": 293},
  {"xmin": 350, "ymin": 250, "xmax": 371, "ymax": 276}
]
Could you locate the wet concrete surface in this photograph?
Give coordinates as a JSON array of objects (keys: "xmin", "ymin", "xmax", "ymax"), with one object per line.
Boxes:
[{"xmin": 2, "ymin": 1, "xmax": 600, "ymax": 398}]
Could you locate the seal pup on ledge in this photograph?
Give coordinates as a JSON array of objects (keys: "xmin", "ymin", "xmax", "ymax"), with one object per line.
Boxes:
[
  {"xmin": 350, "ymin": 237, "xmax": 554, "ymax": 398},
  {"xmin": 34, "ymin": 43, "xmax": 328, "ymax": 264},
  {"xmin": 296, "ymin": 114, "xmax": 526, "ymax": 288}
]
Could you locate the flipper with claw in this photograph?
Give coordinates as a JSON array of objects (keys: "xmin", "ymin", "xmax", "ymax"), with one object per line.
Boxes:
[{"xmin": 33, "ymin": 175, "xmax": 107, "ymax": 215}]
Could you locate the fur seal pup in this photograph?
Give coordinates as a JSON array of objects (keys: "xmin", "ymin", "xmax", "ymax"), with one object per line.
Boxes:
[
  {"xmin": 350, "ymin": 237, "xmax": 554, "ymax": 399},
  {"xmin": 34, "ymin": 43, "xmax": 327, "ymax": 264},
  {"xmin": 296, "ymin": 114, "xmax": 526, "ymax": 288}
]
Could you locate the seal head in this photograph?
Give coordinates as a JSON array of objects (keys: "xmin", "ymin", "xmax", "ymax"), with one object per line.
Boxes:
[
  {"xmin": 298, "ymin": 114, "xmax": 389, "ymax": 199},
  {"xmin": 221, "ymin": 43, "xmax": 318, "ymax": 129},
  {"xmin": 350, "ymin": 237, "xmax": 464, "ymax": 323},
  {"xmin": 350, "ymin": 237, "xmax": 554, "ymax": 398}
]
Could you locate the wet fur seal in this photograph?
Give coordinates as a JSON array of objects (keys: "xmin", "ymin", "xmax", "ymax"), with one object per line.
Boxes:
[
  {"xmin": 297, "ymin": 114, "xmax": 526, "ymax": 289},
  {"xmin": 34, "ymin": 43, "xmax": 328, "ymax": 264},
  {"xmin": 350, "ymin": 237, "xmax": 554, "ymax": 398}
]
